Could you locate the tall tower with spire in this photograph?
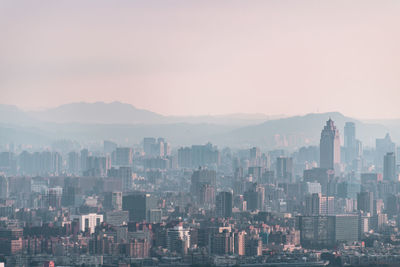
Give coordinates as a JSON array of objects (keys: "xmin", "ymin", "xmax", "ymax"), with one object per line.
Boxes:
[{"xmin": 320, "ymin": 118, "xmax": 341, "ymax": 173}]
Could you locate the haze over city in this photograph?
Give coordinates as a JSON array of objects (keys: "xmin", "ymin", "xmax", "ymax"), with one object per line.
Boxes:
[{"xmin": 1, "ymin": 1, "xmax": 400, "ymax": 267}]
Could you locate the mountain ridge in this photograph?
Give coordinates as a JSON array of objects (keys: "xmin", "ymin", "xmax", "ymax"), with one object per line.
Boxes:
[
  {"xmin": 0, "ymin": 102, "xmax": 398, "ymax": 148},
  {"xmin": 0, "ymin": 102, "xmax": 282, "ymax": 126}
]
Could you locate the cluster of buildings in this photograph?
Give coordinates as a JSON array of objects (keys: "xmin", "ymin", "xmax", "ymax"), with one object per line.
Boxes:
[{"xmin": 0, "ymin": 120, "xmax": 399, "ymax": 266}]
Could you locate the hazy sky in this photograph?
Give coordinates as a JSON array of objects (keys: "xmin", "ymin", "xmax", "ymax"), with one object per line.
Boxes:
[{"xmin": 1, "ymin": 1, "xmax": 400, "ymax": 118}]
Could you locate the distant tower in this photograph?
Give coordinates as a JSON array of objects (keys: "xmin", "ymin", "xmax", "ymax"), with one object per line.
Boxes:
[
  {"xmin": 344, "ymin": 122, "xmax": 356, "ymax": 164},
  {"xmin": 376, "ymin": 134, "xmax": 396, "ymax": 170},
  {"xmin": 276, "ymin": 157, "xmax": 293, "ymax": 182},
  {"xmin": 80, "ymin": 149, "xmax": 89, "ymax": 174},
  {"xmin": 384, "ymin": 152, "xmax": 396, "ymax": 181},
  {"xmin": 249, "ymin": 147, "xmax": 261, "ymax": 166},
  {"xmin": 320, "ymin": 119, "xmax": 341, "ymax": 173},
  {"xmin": 216, "ymin": 191, "xmax": 233, "ymax": 218},
  {"xmin": 122, "ymin": 193, "xmax": 156, "ymax": 222},
  {"xmin": 115, "ymin": 147, "xmax": 133, "ymax": 166},
  {"xmin": 306, "ymin": 193, "xmax": 335, "ymax": 215},
  {"xmin": 357, "ymin": 191, "xmax": 374, "ymax": 215},
  {"xmin": 0, "ymin": 176, "xmax": 8, "ymax": 199}
]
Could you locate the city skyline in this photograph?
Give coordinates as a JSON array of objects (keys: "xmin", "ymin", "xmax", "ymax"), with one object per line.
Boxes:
[{"xmin": 0, "ymin": 1, "xmax": 400, "ymax": 266}]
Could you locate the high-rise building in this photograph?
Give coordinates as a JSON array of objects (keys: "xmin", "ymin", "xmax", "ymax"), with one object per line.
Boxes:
[
  {"xmin": 108, "ymin": 166, "xmax": 133, "ymax": 192},
  {"xmin": 48, "ymin": 187, "xmax": 63, "ymax": 209},
  {"xmin": 320, "ymin": 119, "xmax": 341, "ymax": 174},
  {"xmin": 178, "ymin": 143, "xmax": 220, "ymax": 168},
  {"xmin": 305, "ymin": 193, "xmax": 334, "ymax": 215},
  {"xmin": 344, "ymin": 122, "xmax": 356, "ymax": 151},
  {"xmin": 143, "ymin": 137, "xmax": 169, "ymax": 157},
  {"xmin": 0, "ymin": 152, "xmax": 16, "ymax": 175},
  {"xmin": 104, "ymin": 140, "xmax": 117, "ymax": 154},
  {"xmin": 334, "ymin": 215, "xmax": 359, "ymax": 243},
  {"xmin": 249, "ymin": 147, "xmax": 261, "ymax": 166},
  {"xmin": 209, "ymin": 227, "xmax": 234, "ymax": 255},
  {"xmin": 105, "ymin": 210, "xmax": 129, "ymax": 226},
  {"xmin": 216, "ymin": 191, "xmax": 233, "ymax": 218},
  {"xmin": 84, "ymin": 156, "xmax": 110, "ymax": 177},
  {"xmin": 167, "ymin": 225, "xmax": 191, "ymax": 255},
  {"xmin": 115, "ymin": 147, "xmax": 133, "ymax": 166},
  {"xmin": 361, "ymin": 173, "xmax": 382, "ymax": 184},
  {"xmin": 383, "ymin": 152, "xmax": 396, "ymax": 181},
  {"xmin": 80, "ymin": 149, "xmax": 89, "ymax": 174},
  {"xmin": 199, "ymin": 184, "xmax": 215, "ymax": 206},
  {"xmin": 71, "ymin": 213, "xmax": 103, "ymax": 234},
  {"xmin": 245, "ymin": 236, "xmax": 262, "ymax": 256},
  {"xmin": 177, "ymin": 147, "xmax": 192, "ymax": 168},
  {"xmin": 0, "ymin": 176, "xmax": 8, "ymax": 199},
  {"xmin": 344, "ymin": 122, "xmax": 357, "ymax": 165},
  {"xmin": 148, "ymin": 209, "xmax": 162, "ymax": 223},
  {"xmin": 164, "ymin": 141, "xmax": 171, "ymax": 156},
  {"xmin": 244, "ymin": 184, "xmax": 265, "ymax": 211},
  {"xmin": 376, "ymin": 133, "xmax": 396, "ymax": 170},
  {"xmin": 397, "ymin": 147, "xmax": 400, "ymax": 165},
  {"xmin": 122, "ymin": 193, "xmax": 157, "ymax": 222},
  {"xmin": 62, "ymin": 177, "xmax": 81, "ymax": 207},
  {"xmin": 143, "ymin": 138, "xmax": 156, "ymax": 155},
  {"xmin": 67, "ymin": 151, "xmax": 80, "ymax": 175},
  {"xmin": 303, "ymin": 182, "xmax": 322, "ymax": 195},
  {"xmin": 190, "ymin": 168, "xmax": 217, "ymax": 202},
  {"xmin": 386, "ymin": 194, "xmax": 400, "ymax": 218},
  {"xmin": 357, "ymin": 191, "xmax": 374, "ymax": 215},
  {"xmin": 234, "ymin": 230, "xmax": 246, "ymax": 256},
  {"xmin": 297, "ymin": 214, "xmax": 359, "ymax": 248},
  {"xmin": 303, "ymin": 168, "xmax": 334, "ymax": 195},
  {"xmin": 104, "ymin": 192, "xmax": 122, "ymax": 210},
  {"xmin": 276, "ymin": 157, "xmax": 293, "ymax": 182},
  {"xmin": 248, "ymin": 166, "xmax": 265, "ymax": 182}
]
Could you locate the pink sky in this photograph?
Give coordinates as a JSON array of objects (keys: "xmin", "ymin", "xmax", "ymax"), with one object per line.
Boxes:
[{"xmin": 1, "ymin": 1, "xmax": 399, "ymax": 118}]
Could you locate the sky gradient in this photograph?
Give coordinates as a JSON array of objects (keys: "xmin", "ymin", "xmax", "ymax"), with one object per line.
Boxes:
[{"xmin": 1, "ymin": 1, "xmax": 399, "ymax": 118}]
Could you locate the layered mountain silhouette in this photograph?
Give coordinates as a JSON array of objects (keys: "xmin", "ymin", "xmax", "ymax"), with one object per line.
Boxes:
[{"xmin": 0, "ymin": 102, "xmax": 397, "ymax": 148}]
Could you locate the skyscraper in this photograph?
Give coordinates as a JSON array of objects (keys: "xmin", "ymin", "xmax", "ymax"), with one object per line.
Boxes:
[
  {"xmin": 297, "ymin": 214, "xmax": 359, "ymax": 248},
  {"xmin": 305, "ymin": 193, "xmax": 335, "ymax": 215},
  {"xmin": 216, "ymin": 191, "xmax": 233, "ymax": 218},
  {"xmin": 178, "ymin": 143, "xmax": 220, "ymax": 168},
  {"xmin": 249, "ymin": 147, "xmax": 261, "ymax": 166},
  {"xmin": 344, "ymin": 122, "xmax": 355, "ymax": 150},
  {"xmin": 190, "ymin": 167, "xmax": 217, "ymax": 202},
  {"xmin": 344, "ymin": 122, "xmax": 357, "ymax": 165},
  {"xmin": 276, "ymin": 157, "xmax": 293, "ymax": 182},
  {"xmin": 0, "ymin": 176, "xmax": 8, "ymax": 199},
  {"xmin": 304, "ymin": 168, "xmax": 334, "ymax": 195},
  {"xmin": 244, "ymin": 184, "xmax": 265, "ymax": 211},
  {"xmin": 376, "ymin": 133, "xmax": 396, "ymax": 170},
  {"xmin": 104, "ymin": 191, "xmax": 123, "ymax": 210},
  {"xmin": 383, "ymin": 152, "xmax": 396, "ymax": 181},
  {"xmin": 67, "ymin": 151, "xmax": 80, "ymax": 175},
  {"xmin": 80, "ymin": 148, "xmax": 88, "ymax": 173},
  {"xmin": 122, "ymin": 193, "xmax": 157, "ymax": 222},
  {"xmin": 357, "ymin": 191, "xmax": 374, "ymax": 215},
  {"xmin": 320, "ymin": 119, "xmax": 341, "ymax": 174},
  {"xmin": 115, "ymin": 147, "xmax": 133, "ymax": 166},
  {"xmin": 104, "ymin": 140, "xmax": 117, "ymax": 154},
  {"xmin": 143, "ymin": 137, "xmax": 156, "ymax": 155}
]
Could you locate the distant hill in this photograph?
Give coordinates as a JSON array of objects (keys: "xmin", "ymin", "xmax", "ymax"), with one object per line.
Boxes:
[
  {"xmin": 1, "ymin": 102, "xmax": 280, "ymax": 125},
  {"xmin": 215, "ymin": 112, "xmax": 392, "ymax": 148},
  {"xmin": 29, "ymin": 101, "xmax": 166, "ymax": 124},
  {"xmin": 0, "ymin": 103, "xmax": 398, "ymax": 148},
  {"xmin": 0, "ymin": 104, "xmax": 38, "ymax": 126}
]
